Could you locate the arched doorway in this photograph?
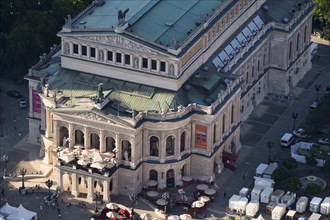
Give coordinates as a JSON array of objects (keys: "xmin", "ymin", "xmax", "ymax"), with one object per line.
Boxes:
[
  {"xmin": 75, "ymin": 130, "xmax": 84, "ymax": 145},
  {"xmin": 90, "ymin": 133, "xmax": 100, "ymax": 149},
  {"xmin": 166, "ymin": 169, "xmax": 175, "ymax": 188},
  {"xmin": 150, "ymin": 136, "xmax": 159, "ymax": 156},
  {"xmin": 106, "ymin": 137, "xmax": 116, "ymax": 152},
  {"xmin": 59, "ymin": 126, "xmax": 69, "ymax": 146},
  {"xmin": 149, "ymin": 169, "xmax": 158, "ymax": 181},
  {"xmin": 121, "ymin": 140, "xmax": 131, "ymax": 161}
]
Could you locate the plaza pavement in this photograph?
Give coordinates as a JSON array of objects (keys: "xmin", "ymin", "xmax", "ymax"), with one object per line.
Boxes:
[{"xmin": 0, "ymin": 38, "xmax": 329, "ymax": 220}]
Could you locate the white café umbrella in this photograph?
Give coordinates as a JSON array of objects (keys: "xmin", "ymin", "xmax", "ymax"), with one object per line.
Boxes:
[
  {"xmin": 106, "ymin": 211, "xmax": 121, "ymax": 218},
  {"xmin": 198, "ymin": 195, "xmax": 210, "ymax": 203},
  {"xmin": 204, "ymin": 188, "xmax": 216, "ymax": 196},
  {"xmin": 196, "ymin": 184, "xmax": 208, "ymax": 191},
  {"xmin": 198, "ymin": 175, "xmax": 209, "ymax": 182},
  {"xmin": 147, "ymin": 180, "xmax": 158, "ymax": 187},
  {"xmin": 77, "ymin": 158, "xmax": 89, "ymax": 166},
  {"xmin": 179, "ymin": 214, "xmax": 193, "ymax": 220},
  {"xmin": 146, "ymin": 191, "xmax": 158, "ymax": 197},
  {"xmin": 140, "ymin": 213, "xmax": 152, "ymax": 220},
  {"xmin": 59, "ymin": 154, "xmax": 74, "ymax": 163},
  {"xmin": 181, "ymin": 176, "xmax": 192, "ymax": 182},
  {"xmin": 90, "ymin": 162, "xmax": 106, "ymax": 170},
  {"xmin": 106, "ymin": 202, "xmax": 118, "ymax": 209},
  {"xmin": 191, "ymin": 200, "xmax": 205, "ymax": 208},
  {"xmin": 168, "ymin": 215, "xmax": 180, "ymax": 220},
  {"xmin": 156, "ymin": 199, "xmax": 168, "ymax": 206}
]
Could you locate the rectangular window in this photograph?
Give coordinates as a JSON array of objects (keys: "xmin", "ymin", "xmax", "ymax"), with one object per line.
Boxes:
[
  {"xmin": 107, "ymin": 51, "xmax": 113, "ymax": 61},
  {"xmin": 142, "ymin": 58, "xmax": 148, "ymax": 68},
  {"xmin": 151, "ymin": 60, "xmax": 157, "ymax": 70},
  {"xmin": 116, "ymin": 52, "xmax": 122, "ymax": 63},
  {"xmin": 82, "ymin": 46, "xmax": 87, "ymax": 56},
  {"xmin": 125, "ymin": 54, "xmax": 130, "ymax": 65},
  {"xmin": 160, "ymin": 62, "xmax": 166, "ymax": 72},
  {"xmin": 90, "ymin": 47, "xmax": 96, "ymax": 58},
  {"xmin": 73, "ymin": 44, "xmax": 78, "ymax": 54}
]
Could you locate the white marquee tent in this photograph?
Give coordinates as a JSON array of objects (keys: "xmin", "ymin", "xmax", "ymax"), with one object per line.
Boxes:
[
  {"xmin": 5, "ymin": 204, "xmax": 37, "ymax": 220},
  {"xmin": 0, "ymin": 202, "xmax": 16, "ymax": 217}
]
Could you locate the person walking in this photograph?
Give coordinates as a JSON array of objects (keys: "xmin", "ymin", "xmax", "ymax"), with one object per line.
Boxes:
[{"xmin": 223, "ymin": 192, "xmax": 226, "ymax": 198}]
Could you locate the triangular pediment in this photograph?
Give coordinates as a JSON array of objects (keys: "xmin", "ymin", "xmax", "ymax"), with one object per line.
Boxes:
[{"xmin": 79, "ymin": 35, "xmax": 160, "ymax": 55}]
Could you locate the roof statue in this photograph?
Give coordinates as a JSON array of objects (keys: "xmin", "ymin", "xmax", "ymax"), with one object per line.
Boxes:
[
  {"xmin": 64, "ymin": 15, "xmax": 73, "ymax": 28},
  {"xmin": 117, "ymin": 8, "xmax": 129, "ymax": 24},
  {"xmin": 91, "ymin": 83, "xmax": 105, "ymax": 103}
]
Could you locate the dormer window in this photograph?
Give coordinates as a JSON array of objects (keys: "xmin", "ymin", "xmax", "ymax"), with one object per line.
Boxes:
[
  {"xmin": 82, "ymin": 46, "xmax": 87, "ymax": 56},
  {"xmin": 107, "ymin": 51, "xmax": 113, "ymax": 61},
  {"xmin": 160, "ymin": 61, "xmax": 166, "ymax": 72},
  {"xmin": 142, "ymin": 58, "xmax": 148, "ymax": 68},
  {"xmin": 73, "ymin": 44, "xmax": 78, "ymax": 54},
  {"xmin": 90, "ymin": 47, "xmax": 96, "ymax": 58},
  {"xmin": 116, "ymin": 52, "xmax": 122, "ymax": 63},
  {"xmin": 125, "ymin": 54, "xmax": 130, "ymax": 65},
  {"xmin": 151, "ymin": 60, "xmax": 157, "ymax": 70}
]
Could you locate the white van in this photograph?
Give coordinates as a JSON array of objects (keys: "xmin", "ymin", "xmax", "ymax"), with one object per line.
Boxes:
[{"xmin": 280, "ymin": 133, "xmax": 294, "ymax": 147}]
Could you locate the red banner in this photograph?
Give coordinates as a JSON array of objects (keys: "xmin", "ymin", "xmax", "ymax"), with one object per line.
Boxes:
[
  {"xmin": 32, "ymin": 90, "xmax": 41, "ymax": 113},
  {"xmin": 195, "ymin": 124, "xmax": 207, "ymax": 148}
]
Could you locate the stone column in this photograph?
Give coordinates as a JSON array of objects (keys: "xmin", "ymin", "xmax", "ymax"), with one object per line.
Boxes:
[
  {"xmin": 102, "ymin": 180, "xmax": 110, "ymax": 203},
  {"xmin": 71, "ymin": 173, "xmax": 79, "ymax": 197},
  {"xmin": 176, "ymin": 131, "xmax": 181, "ymax": 160},
  {"xmin": 139, "ymin": 57, "xmax": 142, "ymax": 69},
  {"xmin": 78, "ymin": 44, "xmax": 82, "ymax": 56},
  {"xmin": 165, "ymin": 61, "xmax": 169, "ymax": 74},
  {"xmin": 100, "ymin": 129, "xmax": 105, "ymax": 153},
  {"xmin": 160, "ymin": 133, "xmax": 165, "ymax": 163},
  {"xmin": 53, "ymin": 120, "xmax": 59, "ymax": 148},
  {"xmin": 69, "ymin": 42, "xmax": 73, "ymax": 55},
  {"xmin": 87, "ymin": 45, "xmax": 90, "ymax": 58},
  {"xmin": 68, "ymin": 123, "xmax": 75, "ymax": 148},
  {"xmin": 130, "ymin": 136, "xmax": 136, "ymax": 168},
  {"xmin": 104, "ymin": 50, "xmax": 108, "ymax": 62},
  {"xmin": 28, "ymin": 86, "xmax": 33, "ymax": 118},
  {"xmin": 147, "ymin": 58, "xmax": 151, "ymax": 71},
  {"xmin": 156, "ymin": 59, "xmax": 160, "ymax": 72},
  {"xmin": 45, "ymin": 107, "xmax": 52, "ymax": 138},
  {"xmin": 121, "ymin": 53, "xmax": 125, "ymax": 66},
  {"xmin": 95, "ymin": 48, "xmax": 99, "ymax": 61},
  {"xmin": 84, "ymin": 127, "xmax": 90, "ymax": 149},
  {"xmin": 87, "ymin": 177, "xmax": 94, "ymax": 201},
  {"xmin": 115, "ymin": 133, "xmax": 121, "ymax": 161}
]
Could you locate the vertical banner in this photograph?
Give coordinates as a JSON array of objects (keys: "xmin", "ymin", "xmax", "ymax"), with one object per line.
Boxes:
[
  {"xmin": 32, "ymin": 90, "xmax": 41, "ymax": 113},
  {"xmin": 195, "ymin": 124, "xmax": 207, "ymax": 148}
]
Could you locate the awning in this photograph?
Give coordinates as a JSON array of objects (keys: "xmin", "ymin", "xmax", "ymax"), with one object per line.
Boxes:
[{"xmin": 222, "ymin": 151, "xmax": 238, "ymax": 162}]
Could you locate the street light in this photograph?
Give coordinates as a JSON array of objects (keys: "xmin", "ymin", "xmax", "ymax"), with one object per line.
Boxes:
[
  {"xmin": 129, "ymin": 193, "xmax": 138, "ymax": 218},
  {"xmin": 1, "ymin": 155, "xmax": 8, "ymax": 177},
  {"xmin": 162, "ymin": 192, "xmax": 170, "ymax": 214},
  {"xmin": 45, "ymin": 179, "xmax": 53, "ymax": 201},
  {"xmin": 267, "ymin": 141, "xmax": 274, "ymax": 164},
  {"xmin": 94, "ymin": 191, "xmax": 100, "ymax": 213},
  {"xmin": 19, "ymin": 168, "xmax": 27, "ymax": 189},
  {"xmin": 291, "ymin": 112, "xmax": 298, "ymax": 130},
  {"xmin": 314, "ymin": 84, "xmax": 321, "ymax": 102}
]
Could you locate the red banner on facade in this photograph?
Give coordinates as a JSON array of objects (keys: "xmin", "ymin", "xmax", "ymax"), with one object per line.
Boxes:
[
  {"xmin": 195, "ymin": 124, "xmax": 207, "ymax": 148},
  {"xmin": 32, "ymin": 90, "xmax": 41, "ymax": 113}
]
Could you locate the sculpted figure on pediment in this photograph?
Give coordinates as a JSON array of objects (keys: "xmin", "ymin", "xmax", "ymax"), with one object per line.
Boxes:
[{"xmin": 80, "ymin": 36, "xmax": 158, "ymax": 55}]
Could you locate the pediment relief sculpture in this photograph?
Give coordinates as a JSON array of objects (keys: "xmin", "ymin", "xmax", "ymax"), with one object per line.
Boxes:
[{"xmin": 80, "ymin": 35, "xmax": 159, "ymax": 55}]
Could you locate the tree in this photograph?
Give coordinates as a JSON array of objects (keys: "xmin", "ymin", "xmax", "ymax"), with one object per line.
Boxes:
[
  {"xmin": 325, "ymin": 159, "xmax": 330, "ymax": 173},
  {"xmin": 305, "ymin": 156, "xmax": 317, "ymax": 166},
  {"xmin": 313, "ymin": 0, "xmax": 330, "ymax": 39},
  {"xmin": 283, "ymin": 158, "xmax": 298, "ymax": 170},
  {"xmin": 272, "ymin": 165, "xmax": 290, "ymax": 181},
  {"xmin": 285, "ymin": 176, "xmax": 300, "ymax": 191},
  {"xmin": 306, "ymin": 183, "xmax": 322, "ymax": 196}
]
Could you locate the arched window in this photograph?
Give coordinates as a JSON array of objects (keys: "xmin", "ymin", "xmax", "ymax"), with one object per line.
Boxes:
[
  {"xmin": 289, "ymin": 41, "xmax": 293, "ymax": 59},
  {"xmin": 121, "ymin": 140, "xmax": 131, "ymax": 161},
  {"xmin": 304, "ymin": 25, "xmax": 307, "ymax": 43},
  {"xmin": 231, "ymin": 104, "xmax": 234, "ymax": 124},
  {"xmin": 166, "ymin": 136, "xmax": 175, "ymax": 156},
  {"xmin": 149, "ymin": 169, "xmax": 158, "ymax": 181},
  {"xmin": 213, "ymin": 124, "xmax": 216, "ymax": 144},
  {"xmin": 222, "ymin": 114, "xmax": 226, "ymax": 134},
  {"xmin": 150, "ymin": 136, "xmax": 159, "ymax": 156},
  {"xmin": 180, "ymin": 132, "xmax": 185, "ymax": 152},
  {"xmin": 296, "ymin": 33, "xmax": 300, "ymax": 51}
]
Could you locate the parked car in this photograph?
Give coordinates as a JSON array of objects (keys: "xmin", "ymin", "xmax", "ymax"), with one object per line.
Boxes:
[
  {"xmin": 18, "ymin": 98, "xmax": 27, "ymax": 108},
  {"xmin": 293, "ymin": 128, "xmax": 311, "ymax": 139},
  {"xmin": 309, "ymin": 101, "xmax": 319, "ymax": 110},
  {"xmin": 318, "ymin": 138, "xmax": 330, "ymax": 146},
  {"xmin": 6, "ymin": 90, "xmax": 22, "ymax": 99}
]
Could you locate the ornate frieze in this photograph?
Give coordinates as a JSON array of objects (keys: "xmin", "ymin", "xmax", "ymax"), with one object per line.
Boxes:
[{"xmin": 79, "ymin": 35, "xmax": 159, "ymax": 55}]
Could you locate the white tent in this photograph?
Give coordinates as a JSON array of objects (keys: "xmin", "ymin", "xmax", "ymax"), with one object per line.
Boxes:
[
  {"xmin": 0, "ymin": 214, "xmax": 5, "ymax": 220},
  {"xmin": 0, "ymin": 202, "xmax": 16, "ymax": 217},
  {"xmin": 254, "ymin": 214, "xmax": 265, "ymax": 220},
  {"xmin": 6, "ymin": 204, "xmax": 37, "ymax": 220}
]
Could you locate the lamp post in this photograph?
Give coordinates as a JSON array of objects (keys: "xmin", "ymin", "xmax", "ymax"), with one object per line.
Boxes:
[
  {"xmin": 129, "ymin": 193, "xmax": 138, "ymax": 219},
  {"xmin": 267, "ymin": 141, "xmax": 274, "ymax": 164},
  {"xmin": 1, "ymin": 155, "xmax": 8, "ymax": 177},
  {"xmin": 0, "ymin": 116, "xmax": 4, "ymax": 137},
  {"xmin": 314, "ymin": 84, "xmax": 321, "ymax": 102},
  {"xmin": 162, "ymin": 192, "xmax": 170, "ymax": 214},
  {"xmin": 94, "ymin": 191, "xmax": 100, "ymax": 213},
  {"xmin": 291, "ymin": 112, "xmax": 298, "ymax": 130},
  {"xmin": 19, "ymin": 168, "xmax": 27, "ymax": 189},
  {"xmin": 45, "ymin": 179, "xmax": 53, "ymax": 201}
]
